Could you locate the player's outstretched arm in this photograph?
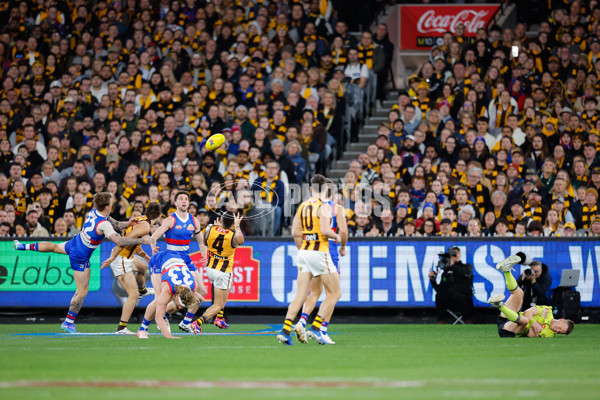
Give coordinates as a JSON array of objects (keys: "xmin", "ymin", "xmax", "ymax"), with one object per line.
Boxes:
[
  {"xmin": 192, "ymin": 217, "xmax": 207, "ymax": 265},
  {"xmin": 98, "ymin": 220, "xmax": 151, "ymax": 249},
  {"xmin": 101, "ymin": 222, "xmax": 151, "ymax": 269},
  {"xmin": 156, "ymin": 284, "xmax": 179, "ymax": 339},
  {"xmin": 151, "ymin": 216, "xmax": 175, "ymax": 254},
  {"xmin": 233, "ymin": 213, "xmax": 244, "ymax": 246},
  {"xmin": 109, "ymin": 234, "xmax": 151, "ymax": 248},
  {"xmin": 108, "ymin": 216, "xmax": 137, "ymax": 231}
]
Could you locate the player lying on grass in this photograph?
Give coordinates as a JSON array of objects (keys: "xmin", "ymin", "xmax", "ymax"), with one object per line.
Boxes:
[
  {"xmin": 190, "ymin": 211, "xmax": 244, "ymax": 333},
  {"xmin": 488, "ymin": 253, "xmax": 574, "ymax": 338},
  {"xmin": 100, "ymin": 202, "xmax": 162, "ymax": 334},
  {"xmin": 13, "ymin": 192, "xmax": 151, "ymax": 334},
  {"xmin": 295, "ymin": 191, "xmax": 347, "ymax": 345}
]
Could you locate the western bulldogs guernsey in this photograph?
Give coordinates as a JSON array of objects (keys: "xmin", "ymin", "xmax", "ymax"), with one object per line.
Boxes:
[
  {"xmin": 160, "ymin": 258, "xmax": 197, "ymax": 295},
  {"xmin": 327, "ymin": 200, "xmax": 340, "ymax": 271},
  {"xmin": 164, "ymin": 212, "xmax": 198, "ymax": 271},
  {"xmin": 64, "ymin": 209, "xmax": 108, "ymax": 271}
]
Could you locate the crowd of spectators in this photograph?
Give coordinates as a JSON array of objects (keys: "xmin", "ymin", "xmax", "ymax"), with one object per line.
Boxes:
[
  {"xmin": 344, "ymin": 1, "xmax": 600, "ymax": 238},
  {"xmin": 0, "ymin": 0, "xmax": 394, "ymax": 237},
  {"xmin": 2, "ymin": 0, "xmax": 599, "ymax": 240}
]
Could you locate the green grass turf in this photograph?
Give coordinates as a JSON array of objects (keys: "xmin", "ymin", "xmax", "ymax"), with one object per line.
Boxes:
[{"xmin": 0, "ymin": 323, "xmax": 599, "ymax": 399}]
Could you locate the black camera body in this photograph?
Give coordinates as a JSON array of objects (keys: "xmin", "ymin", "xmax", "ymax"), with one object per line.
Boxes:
[
  {"xmin": 438, "ymin": 252, "xmax": 451, "ymax": 269},
  {"xmin": 437, "ymin": 247, "xmax": 458, "ymax": 270}
]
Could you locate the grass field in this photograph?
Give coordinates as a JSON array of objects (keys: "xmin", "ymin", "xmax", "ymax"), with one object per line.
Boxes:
[{"xmin": 0, "ymin": 323, "xmax": 599, "ymax": 399}]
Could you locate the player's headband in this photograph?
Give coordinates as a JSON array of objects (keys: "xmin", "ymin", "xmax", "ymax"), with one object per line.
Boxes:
[{"xmin": 175, "ymin": 294, "xmax": 186, "ymax": 308}]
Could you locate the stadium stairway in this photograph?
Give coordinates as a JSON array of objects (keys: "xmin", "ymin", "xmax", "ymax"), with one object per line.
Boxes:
[{"xmin": 328, "ymin": 91, "xmax": 398, "ymax": 181}]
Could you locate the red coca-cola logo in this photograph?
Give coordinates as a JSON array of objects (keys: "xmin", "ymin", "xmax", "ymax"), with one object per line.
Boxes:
[{"xmin": 416, "ymin": 9, "xmax": 490, "ymax": 35}]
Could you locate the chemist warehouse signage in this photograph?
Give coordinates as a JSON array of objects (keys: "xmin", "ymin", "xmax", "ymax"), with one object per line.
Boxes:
[{"xmin": 0, "ymin": 239, "xmax": 599, "ymax": 307}]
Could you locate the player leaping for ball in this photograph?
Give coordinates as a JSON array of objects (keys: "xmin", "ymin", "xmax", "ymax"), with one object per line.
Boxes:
[
  {"xmin": 489, "ymin": 252, "xmax": 574, "ymax": 338},
  {"xmin": 295, "ymin": 190, "xmax": 347, "ymax": 345},
  {"xmin": 13, "ymin": 192, "xmax": 151, "ymax": 334},
  {"xmin": 100, "ymin": 202, "xmax": 162, "ymax": 334},
  {"xmin": 277, "ymin": 175, "xmax": 342, "ymax": 346},
  {"xmin": 189, "ymin": 211, "xmax": 244, "ymax": 332},
  {"xmin": 150, "ymin": 190, "xmax": 208, "ymax": 334}
]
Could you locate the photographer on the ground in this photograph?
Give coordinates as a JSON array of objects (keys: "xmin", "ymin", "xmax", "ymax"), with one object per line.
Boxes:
[
  {"xmin": 516, "ymin": 260, "xmax": 552, "ymax": 309},
  {"xmin": 428, "ymin": 246, "xmax": 474, "ymax": 323}
]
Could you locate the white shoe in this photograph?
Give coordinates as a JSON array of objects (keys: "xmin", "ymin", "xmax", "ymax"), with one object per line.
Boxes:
[
  {"xmin": 307, "ymin": 328, "xmax": 327, "ymax": 345},
  {"xmin": 496, "ymin": 255, "xmax": 522, "ymax": 272},
  {"xmin": 277, "ymin": 333, "xmax": 294, "ymax": 346},
  {"xmin": 137, "ymin": 330, "xmax": 149, "ymax": 339},
  {"xmin": 179, "ymin": 320, "xmax": 200, "ymax": 334},
  {"xmin": 321, "ymin": 332, "xmax": 336, "ymax": 345},
  {"xmin": 115, "ymin": 327, "xmax": 135, "ymax": 335},
  {"xmin": 487, "ymin": 293, "xmax": 505, "ymax": 308},
  {"xmin": 294, "ymin": 324, "xmax": 307, "ymax": 343}
]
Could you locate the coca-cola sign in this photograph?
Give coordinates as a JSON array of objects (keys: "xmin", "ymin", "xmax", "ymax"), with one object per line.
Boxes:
[{"xmin": 401, "ymin": 5, "xmax": 500, "ymax": 50}]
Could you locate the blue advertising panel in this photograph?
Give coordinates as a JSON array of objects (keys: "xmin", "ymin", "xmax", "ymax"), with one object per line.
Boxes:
[{"xmin": 0, "ymin": 238, "xmax": 599, "ymax": 308}]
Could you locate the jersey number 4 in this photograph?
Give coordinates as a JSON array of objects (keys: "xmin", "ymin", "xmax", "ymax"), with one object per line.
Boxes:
[{"xmin": 212, "ymin": 234, "xmax": 225, "ymax": 253}]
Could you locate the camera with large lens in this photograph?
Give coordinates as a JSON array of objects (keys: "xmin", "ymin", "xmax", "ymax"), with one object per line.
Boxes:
[
  {"xmin": 437, "ymin": 252, "xmax": 451, "ymax": 269},
  {"xmin": 524, "ymin": 268, "xmax": 534, "ymax": 277},
  {"xmin": 437, "ymin": 247, "xmax": 459, "ymax": 270}
]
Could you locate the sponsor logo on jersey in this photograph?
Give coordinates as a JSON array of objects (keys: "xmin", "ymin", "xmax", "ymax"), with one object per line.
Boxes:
[
  {"xmin": 175, "ymin": 225, "xmax": 183, "ymax": 230},
  {"xmin": 187, "ymin": 225, "xmax": 195, "ymax": 231}
]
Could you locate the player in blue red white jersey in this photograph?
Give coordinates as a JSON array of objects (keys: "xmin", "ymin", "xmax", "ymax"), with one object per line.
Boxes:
[
  {"xmin": 137, "ymin": 253, "xmax": 201, "ymax": 338},
  {"xmin": 150, "ymin": 190, "xmax": 208, "ymax": 334},
  {"xmin": 295, "ymin": 190, "xmax": 348, "ymax": 345},
  {"xmin": 13, "ymin": 193, "xmax": 151, "ymax": 333}
]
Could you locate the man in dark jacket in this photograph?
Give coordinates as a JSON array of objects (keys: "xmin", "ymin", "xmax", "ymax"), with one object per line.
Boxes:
[
  {"xmin": 429, "ymin": 246, "xmax": 474, "ymax": 323},
  {"xmin": 517, "ymin": 260, "xmax": 552, "ymax": 308},
  {"xmin": 373, "ymin": 23, "xmax": 394, "ymax": 103}
]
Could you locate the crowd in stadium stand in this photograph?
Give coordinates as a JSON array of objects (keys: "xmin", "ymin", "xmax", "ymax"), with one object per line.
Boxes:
[
  {"xmin": 0, "ymin": 0, "xmax": 390, "ymax": 237},
  {"xmin": 0, "ymin": 1, "xmax": 599, "ymax": 239},
  {"xmin": 346, "ymin": 2, "xmax": 600, "ymax": 238}
]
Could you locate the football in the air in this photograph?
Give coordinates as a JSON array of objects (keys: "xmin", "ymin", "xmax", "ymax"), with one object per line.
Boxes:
[{"xmin": 206, "ymin": 133, "xmax": 225, "ymax": 150}]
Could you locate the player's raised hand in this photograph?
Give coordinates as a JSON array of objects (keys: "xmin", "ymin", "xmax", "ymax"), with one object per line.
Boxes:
[{"xmin": 234, "ymin": 212, "xmax": 243, "ymax": 227}]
